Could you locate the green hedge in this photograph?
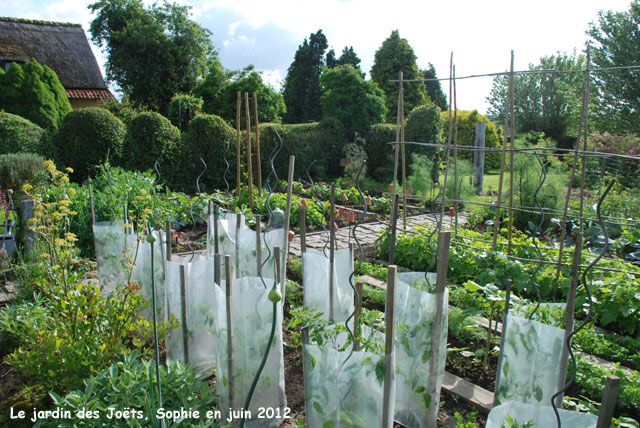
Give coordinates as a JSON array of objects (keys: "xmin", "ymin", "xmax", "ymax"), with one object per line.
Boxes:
[
  {"xmin": 362, "ymin": 123, "xmax": 396, "ymax": 181},
  {"xmin": 0, "ymin": 112, "xmax": 45, "ymax": 154},
  {"xmin": 122, "ymin": 112, "xmax": 180, "ymax": 174},
  {"xmin": 55, "ymin": 108, "xmax": 125, "ymax": 179},
  {"xmin": 440, "ymin": 110, "xmax": 502, "ymax": 169}
]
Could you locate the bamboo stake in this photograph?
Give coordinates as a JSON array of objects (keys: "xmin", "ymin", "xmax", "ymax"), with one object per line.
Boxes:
[
  {"xmin": 225, "ymin": 255, "xmax": 235, "ymax": 411},
  {"xmin": 329, "ymin": 183, "xmax": 336, "ymax": 322},
  {"xmin": 506, "ymin": 55, "xmax": 517, "ymax": 255},
  {"xmin": 274, "ymin": 246, "xmax": 281, "ymax": 288},
  {"xmin": 165, "ymin": 220, "xmax": 172, "ymax": 262},
  {"xmin": 235, "ymin": 213, "xmax": 241, "ymax": 279},
  {"xmin": 236, "ymin": 91, "xmax": 242, "ymax": 198},
  {"xmin": 382, "ymin": 265, "xmax": 397, "ymax": 428},
  {"xmin": 299, "ymin": 204, "xmax": 307, "ymax": 253},
  {"xmin": 253, "ymin": 92, "xmax": 262, "ymax": 196},
  {"xmin": 494, "ymin": 279, "xmax": 513, "ymax": 406},
  {"xmin": 256, "ymin": 216, "xmax": 262, "ymax": 276},
  {"xmin": 596, "ymin": 376, "xmax": 621, "ymax": 428},
  {"xmin": 179, "ymin": 264, "xmax": 190, "ymax": 363},
  {"xmin": 492, "ymin": 51, "xmax": 514, "ymax": 250},
  {"xmin": 354, "ymin": 281, "xmax": 363, "ymax": 351},
  {"xmin": 214, "ymin": 253, "xmax": 221, "ymax": 286},
  {"xmin": 392, "ymin": 71, "xmax": 403, "ymax": 198},
  {"xmin": 452, "ymin": 67, "xmax": 459, "ymax": 234},
  {"xmin": 245, "ymin": 92, "xmax": 254, "ymax": 210},
  {"xmin": 400, "ymin": 80, "xmax": 407, "ymax": 233},
  {"xmin": 427, "ymin": 231, "xmax": 450, "ymax": 428},
  {"xmin": 388, "ymin": 193, "xmax": 399, "ymax": 265},
  {"xmin": 281, "ymin": 155, "xmax": 296, "ymax": 290},
  {"xmin": 213, "ymin": 204, "xmax": 220, "ymax": 255},
  {"xmin": 88, "ymin": 181, "xmax": 96, "ymax": 225},
  {"xmin": 439, "ymin": 57, "xmax": 455, "ymax": 232}
]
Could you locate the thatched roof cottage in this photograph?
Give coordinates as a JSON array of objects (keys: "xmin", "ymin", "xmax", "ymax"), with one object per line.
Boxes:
[{"xmin": 0, "ymin": 17, "xmax": 113, "ymax": 108}]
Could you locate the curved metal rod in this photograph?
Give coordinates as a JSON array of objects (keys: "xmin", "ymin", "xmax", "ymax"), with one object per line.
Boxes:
[
  {"xmin": 424, "ymin": 147, "xmax": 448, "ymax": 288},
  {"xmin": 187, "ymin": 158, "xmax": 207, "ymax": 262},
  {"xmin": 551, "ymin": 178, "xmax": 615, "ymax": 427},
  {"xmin": 305, "ymin": 160, "xmax": 330, "ymax": 258},
  {"xmin": 259, "ymin": 127, "xmax": 284, "ymax": 289},
  {"xmin": 527, "ymin": 151, "xmax": 546, "ymax": 320},
  {"xmin": 223, "ymin": 140, "xmax": 231, "ymax": 195},
  {"xmin": 149, "ymin": 150, "xmax": 165, "ymax": 231}
]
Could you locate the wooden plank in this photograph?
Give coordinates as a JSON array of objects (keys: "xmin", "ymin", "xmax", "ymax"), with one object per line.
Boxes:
[
  {"xmin": 441, "ymin": 371, "xmax": 493, "ymax": 413},
  {"xmin": 596, "ymin": 376, "xmax": 621, "ymax": 428},
  {"xmin": 356, "ymin": 274, "xmax": 387, "ymax": 290}
]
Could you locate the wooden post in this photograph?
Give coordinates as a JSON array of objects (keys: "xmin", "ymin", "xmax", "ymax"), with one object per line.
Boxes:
[
  {"xmin": 382, "ymin": 265, "xmax": 397, "ymax": 428},
  {"xmin": 452, "ymin": 68, "xmax": 459, "ymax": 234},
  {"xmin": 299, "ymin": 204, "xmax": 307, "ymax": 253},
  {"xmin": 235, "ymin": 213, "xmax": 241, "ymax": 279},
  {"xmin": 225, "ymin": 255, "xmax": 235, "ymax": 410},
  {"xmin": 494, "ymin": 279, "xmax": 513, "ymax": 406},
  {"xmin": 245, "ymin": 92, "xmax": 254, "ymax": 210},
  {"xmin": 556, "ymin": 233, "xmax": 583, "ymax": 406},
  {"xmin": 274, "ymin": 246, "xmax": 281, "ymax": 287},
  {"xmin": 253, "ymin": 92, "xmax": 262, "ymax": 196},
  {"xmin": 354, "ymin": 281, "xmax": 363, "ymax": 351},
  {"xmin": 179, "ymin": 264, "xmax": 190, "ymax": 363},
  {"xmin": 329, "ymin": 183, "xmax": 336, "ymax": 322},
  {"xmin": 256, "ymin": 216, "xmax": 262, "ymax": 276},
  {"xmin": 165, "ymin": 220, "xmax": 172, "ymax": 262},
  {"xmin": 281, "ymin": 155, "xmax": 295, "ymax": 290},
  {"xmin": 88, "ymin": 181, "xmax": 96, "ymax": 225},
  {"xmin": 213, "ymin": 204, "xmax": 220, "ymax": 255},
  {"xmin": 236, "ymin": 91, "xmax": 242, "ymax": 198},
  {"xmin": 596, "ymin": 376, "xmax": 621, "ymax": 428},
  {"xmin": 427, "ymin": 231, "xmax": 450, "ymax": 428},
  {"xmin": 214, "ymin": 253, "xmax": 221, "ymax": 286},
  {"xmin": 473, "ymin": 121, "xmax": 486, "ymax": 195},
  {"xmin": 388, "ymin": 193, "xmax": 399, "ymax": 265},
  {"xmin": 392, "ymin": 71, "xmax": 403, "ymax": 200}
]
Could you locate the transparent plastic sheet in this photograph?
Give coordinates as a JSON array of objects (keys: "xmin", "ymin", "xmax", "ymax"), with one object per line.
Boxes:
[
  {"xmin": 213, "ymin": 276, "xmax": 286, "ymax": 428},
  {"xmin": 207, "ymin": 213, "xmax": 285, "ymax": 282},
  {"xmin": 302, "ymin": 249, "xmax": 354, "ymax": 323},
  {"xmin": 165, "ymin": 255, "xmax": 217, "ymax": 375},
  {"xmin": 93, "ymin": 222, "xmax": 166, "ymax": 322},
  {"xmin": 92, "ymin": 221, "xmax": 128, "ymax": 296},
  {"xmin": 395, "ymin": 272, "xmax": 447, "ymax": 428},
  {"xmin": 495, "ymin": 315, "xmax": 564, "ymax": 406},
  {"xmin": 486, "ymin": 401, "xmax": 597, "ymax": 428},
  {"xmin": 303, "ymin": 343, "xmax": 387, "ymax": 428}
]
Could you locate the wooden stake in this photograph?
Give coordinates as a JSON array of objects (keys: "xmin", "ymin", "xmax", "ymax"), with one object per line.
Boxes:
[
  {"xmin": 256, "ymin": 216, "xmax": 262, "ymax": 276},
  {"xmin": 382, "ymin": 265, "xmax": 397, "ymax": 428},
  {"xmin": 253, "ymin": 92, "xmax": 262, "ymax": 196},
  {"xmin": 494, "ymin": 279, "xmax": 513, "ymax": 406},
  {"xmin": 213, "ymin": 204, "xmax": 220, "ymax": 255},
  {"xmin": 388, "ymin": 193, "xmax": 399, "ymax": 265},
  {"xmin": 392, "ymin": 71, "xmax": 403, "ymax": 198},
  {"xmin": 596, "ymin": 376, "xmax": 621, "ymax": 428},
  {"xmin": 214, "ymin": 253, "xmax": 221, "ymax": 286},
  {"xmin": 329, "ymin": 184, "xmax": 336, "ymax": 322},
  {"xmin": 299, "ymin": 204, "xmax": 307, "ymax": 253},
  {"xmin": 165, "ymin": 220, "xmax": 172, "ymax": 262},
  {"xmin": 281, "ymin": 155, "xmax": 296, "ymax": 290},
  {"xmin": 179, "ymin": 264, "xmax": 190, "ymax": 363},
  {"xmin": 88, "ymin": 181, "xmax": 96, "ymax": 225},
  {"xmin": 274, "ymin": 246, "xmax": 281, "ymax": 286},
  {"xmin": 245, "ymin": 92, "xmax": 254, "ymax": 210},
  {"xmin": 452, "ymin": 66, "xmax": 459, "ymax": 234},
  {"xmin": 427, "ymin": 231, "xmax": 450, "ymax": 428},
  {"xmin": 236, "ymin": 91, "xmax": 241, "ymax": 198},
  {"xmin": 225, "ymin": 255, "xmax": 235, "ymax": 410},
  {"xmin": 235, "ymin": 213, "xmax": 241, "ymax": 279}
]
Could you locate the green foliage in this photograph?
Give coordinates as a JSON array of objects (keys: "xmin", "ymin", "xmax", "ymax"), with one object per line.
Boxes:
[
  {"xmin": 43, "ymin": 352, "xmax": 218, "ymax": 427},
  {"xmin": 441, "ymin": 110, "xmax": 502, "ymax": 169},
  {"xmin": 179, "ymin": 113, "xmax": 235, "ymax": 192},
  {"xmin": 320, "ymin": 65, "xmax": 386, "ymax": 138},
  {"xmin": 487, "ymin": 51, "xmax": 584, "ymax": 143},
  {"xmin": 421, "ymin": 64, "xmax": 448, "ymax": 111},
  {"xmin": 587, "ymin": 0, "xmax": 640, "ymax": 135},
  {"xmin": 89, "ymin": 0, "xmax": 214, "ymax": 114},
  {"xmin": 0, "ymin": 59, "xmax": 72, "ymax": 130},
  {"xmin": 55, "ymin": 108, "xmax": 126, "ymax": 179},
  {"xmin": 283, "ymin": 29, "xmax": 328, "ymax": 123},
  {"xmin": 168, "ymin": 93, "xmax": 203, "ymax": 131},
  {"xmin": 0, "ymin": 111, "xmax": 45, "ymax": 154},
  {"xmin": 362, "ymin": 123, "xmax": 396, "ymax": 181},
  {"xmin": 406, "ymin": 103, "xmax": 443, "ymax": 146},
  {"xmin": 0, "ymin": 153, "xmax": 46, "ymax": 191},
  {"xmin": 100, "ymin": 97, "xmax": 144, "ymax": 126},
  {"xmin": 326, "ymin": 46, "xmax": 363, "ymax": 75},
  {"xmin": 123, "ymin": 111, "xmax": 180, "ymax": 173},
  {"xmin": 370, "ymin": 30, "xmax": 428, "ymax": 122}
]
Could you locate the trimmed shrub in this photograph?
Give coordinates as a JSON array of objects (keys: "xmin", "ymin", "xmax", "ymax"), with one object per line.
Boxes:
[
  {"xmin": 178, "ymin": 113, "xmax": 234, "ymax": 192},
  {"xmin": 0, "ymin": 59, "xmax": 71, "ymax": 131},
  {"xmin": 406, "ymin": 103, "xmax": 442, "ymax": 147},
  {"xmin": 56, "ymin": 108, "xmax": 126, "ymax": 179},
  {"xmin": 123, "ymin": 111, "xmax": 180, "ymax": 173},
  {"xmin": 0, "ymin": 152, "xmax": 46, "ymax": 191},
  {"xmin": 0, "ymin": 112, "xmax": 45, "ymax": 154},
  {"xmin": 168, "ymin": 93, "xmax": 203, "ymax": 132},
  {"xmin": 99, "ymin": 97, "xmax": 142, "ymax": 126},
  {"xmin": 440, "ymin": 110, "xmax": 502, "ymax": 170},
  {"xmin": 362, "ymin": 123, "xmax": 396, "ymax": 181}
]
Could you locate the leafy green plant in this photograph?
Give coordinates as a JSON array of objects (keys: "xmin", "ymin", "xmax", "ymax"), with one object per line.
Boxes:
[{"xmin": 0, "ymin": 111, "xmax": 45, "ymax": 154}]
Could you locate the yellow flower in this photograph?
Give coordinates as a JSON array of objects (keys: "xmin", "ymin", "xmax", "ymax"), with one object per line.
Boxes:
[
  {"xmin": 67, "ymin": 187, "xmax": 76, "ymax": 196},
  {"xmin": 60, "ymin": 175, "xmax": 69, "ymax": 183},
  {"xmin": 65, "ymin": 167, "xmax": 74, "ymax": 173},
  {"xmin": 22, "ymin": 183, "xmax": 33, "ymax": 192}
]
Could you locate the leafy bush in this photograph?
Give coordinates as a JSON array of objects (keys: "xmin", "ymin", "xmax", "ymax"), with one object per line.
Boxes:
[
  {"xmin": 405, "ymin": 102, "xmax": 442, "ymax": 150},
  {"xmin": 0, "ymin": 111, "xmax": 45, "ymax": 154},
  {"xmin": 43, "ymin": 352, "xmax": 218, "ymax": 428},
  {"xmin": 123, "ymin": 111, "xmax": 180, "ymax": 173},
  {"xmin": 589, "ymin": 131, "xmax": 640, "ymax": 189},
  {"xmin": 179, "ymin": 113, "xmax": 235, "ymax": 192},
  {"xmin": 362, "ymin": 123, "xmax": 396, "ymax": 181},
  {"xmin": 168, "ymin": 93, "xmax": 203, "ymax": 132},
  {"xmin": 55, "ymin": 108, "xmax": 126, "ymax": 179},
  {"xmin": 100, "ymin": 97, "xmax": 143, "ymax": 126},
  {"xmin": 440, "ymin": 110, "xmax": 502, "ymax": 169},
  {"xmin": 0, "ymin": 153, "xmax": 45, "ymax": 191},
  {"xmin": 0, "ymin": 59, "xmax": 72, "ymax": 130}
]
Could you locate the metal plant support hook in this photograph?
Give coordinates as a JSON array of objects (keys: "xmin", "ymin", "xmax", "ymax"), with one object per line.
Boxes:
[
  {"xmin": 423, "ymin": 147, "xmax": 448, "ymax": 289},
  {"xmin": 102, "ymin": 149, "xmax": 117, "ymax": 222},
  {"xmin": 187, "ymin": 158, "xmax": 207, "ymax": 262},
  {"xmin": 149, "ymin": 150, "xmax": 165, "ymax": 231},
  {"xmin": 527, "ymin": 151, "xmax": 547, "ymax": 320},
  {"xmin": 551, "ymin": 178, "xmax": 615, "ymax": 428},
  {"xmin": 223, "ymin": 141, "xmax": 231, "ymax": 195}
]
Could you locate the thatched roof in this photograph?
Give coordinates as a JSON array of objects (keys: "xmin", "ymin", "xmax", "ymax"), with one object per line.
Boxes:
[{"xmin": 0, "ymin": 17, "xmax": 107, "ymax": 90}]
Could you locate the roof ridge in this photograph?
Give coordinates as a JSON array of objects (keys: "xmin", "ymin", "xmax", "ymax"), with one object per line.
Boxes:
[{"xmin": 0, "ymin": 17, "xmax": 82, "ymax": 28}]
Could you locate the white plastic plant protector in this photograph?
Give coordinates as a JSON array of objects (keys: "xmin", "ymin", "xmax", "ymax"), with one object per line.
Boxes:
[
  {"xmin": 394, "ymin": 271, "xmax": 447, "ymax": 428},
  {"xmin": 207, "ymin": 212, "xmax": 245, "ymax": 258},
  {"xmin": 165, "ymin": 254, "xmax": 217, "ymax": 375},
  {"xmin": 495, "ymin": 315, "xmax": 564, "ymax": 406},
  {"xmin": 303, "ymin": 342, "xmax": 387, "ymax": 428},
  {"xmin": 486, "ymin": 401, "xmax": 597, "ymax": 428},
  {"xmin": 93, "ymin": 220, "xmax": 129, "ymax": 295},
  {"xmin": 302, "ymin": 248, "xmax": 354, "ymax": 323},
  {"xmin": 213, "ymin": 276, "xmax": 286, "ymax": 428},
  {"xmin": 126, "ymin": 230, "xmax": 166, "ymax": 323}
]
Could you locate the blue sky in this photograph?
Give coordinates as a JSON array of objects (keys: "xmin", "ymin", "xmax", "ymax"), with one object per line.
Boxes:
[{"xmin": 0, "ymin": 0, "xmax": 634, "ymax": 113}]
